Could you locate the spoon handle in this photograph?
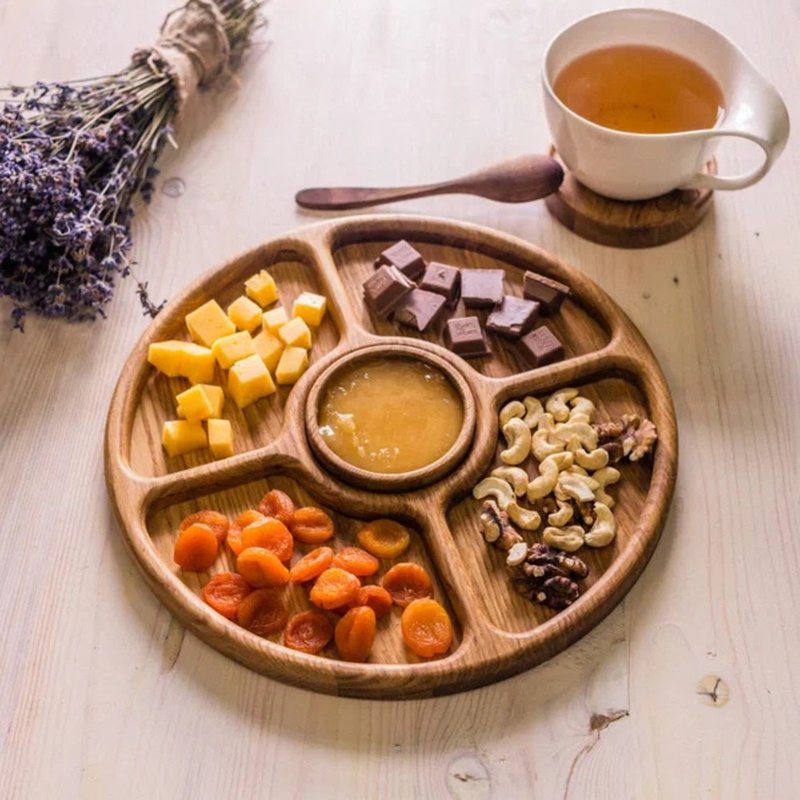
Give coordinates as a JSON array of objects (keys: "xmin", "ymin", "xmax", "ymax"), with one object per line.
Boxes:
[{"xmin": 295, "ymin": 154, "xmax": 563, "ymax": 210}]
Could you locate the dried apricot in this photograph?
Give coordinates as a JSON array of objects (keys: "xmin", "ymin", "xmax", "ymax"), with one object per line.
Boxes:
[
  {"xmin": 284, "ymin": 610, "xmax": 334, "ymax": 654},
  {"xmin": 202, "ymin": 572, "xmax": 251, "ymax": 620},
  {"xmin": 227, "ymin": 509, "xmax": 265, "ymax": 556},
  {"xmin": 241, "ymin": 517, "xmax": 293, "ymax": 562},
  {"xmin": 237, "ymin": 588, "xmax": 288, "ymax": 636},
  {"xmin": 309, "ymin": 567, "xmax": 361, "ymax": 610},
  {"xmin": 290, "ymin": 506, "xmax": 335, "ymax": 544},
  {"xmin": 174, "ymin": 523, "xmax": 219, "ymax": 572},
  {"xmin": 356, "ymin": 519, "xmax": 411, "ymax": 559},
  {"xmin": 236, "ymin": 547, "xmax": 291, "ymax": 587},
  {"xmin": 351, "ymin": 585, "xmax": 392, "ymax": 618},
  {"xmin": 289, "ymin": 546, "xmax": 334, "ymax": 583},
  {"xmin": 335, "ymin": 606, "xmax": 376, "ymax": 662},
  {"xmin": 381, "ymin": 562, "xmax": 433, "ymax": 608},
  {"xmin": 257, "ymin": 489, "xmax": 296, "ymax": 526},
  {"xmin": 180, "ymin": 510, "xmax": 229, "ymax": 545},
  {"xmin": 401, "ymin": 598, "xmax": 453, "ymax": 658},
  {"xmin": 332, "ymin": 546, "xmax": 379, "ymax": 577}
]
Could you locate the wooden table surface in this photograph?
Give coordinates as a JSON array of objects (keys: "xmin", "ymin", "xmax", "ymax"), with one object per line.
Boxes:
[{"xmin": 1, "ymin": 0, "xmax": 798, "ymax": 797}]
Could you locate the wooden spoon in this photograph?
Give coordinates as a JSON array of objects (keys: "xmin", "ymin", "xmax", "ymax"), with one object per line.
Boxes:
[{"xmin": 295, "ymin": 154, "xmax": 563, "ymax": 210}]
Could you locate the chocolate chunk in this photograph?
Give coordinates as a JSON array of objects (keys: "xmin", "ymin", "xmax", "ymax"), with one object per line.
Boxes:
[
  {"xmin": 363, "ymin": 264, "xmax": 415, "ymax": 318},
  {"xmin": 443, "ymin": 316, "xmax": 490, "ymax": 358},
  {"xmin": 486, "ymin": 295, "xmax": 541, "ymax": 339},
  {"xmin": 392, "ymin": 288, "xmax": 448, "ymax": 332},
  {"xmin": 523, "ymin": 271, "xmax": 570, "ymax": 315},
  {"xmin": 518, "ymin": 325, "xmax": 564, "ymax": 367},
  {"xmin": 460, "ymin": 269, "xmax": 505, "ymax": 308},
  {"xmin": 419, "ymin": 262, "xmax": 461, "ymax": 308},
  {"xmin": 374, "ymin": 240, "xmax": 426, "ymax": 281}
]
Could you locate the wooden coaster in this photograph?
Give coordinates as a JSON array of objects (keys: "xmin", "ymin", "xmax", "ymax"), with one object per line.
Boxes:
[{"xmin": 545, "ymin": 148, "xmax": 716, "ymax": 248}]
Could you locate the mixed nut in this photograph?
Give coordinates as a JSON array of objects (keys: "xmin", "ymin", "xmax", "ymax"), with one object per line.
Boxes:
[{"xmin": 473, "ymin": 388, "xmax": 658, "ymax": 611}]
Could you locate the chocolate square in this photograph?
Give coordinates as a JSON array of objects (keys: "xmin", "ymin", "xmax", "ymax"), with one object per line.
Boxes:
[
  {"xmin": 486, "ymin": 295, "xmax": 541, "ymax": 339},
  {"xmin": 374, "ymin": 240, "xmax": 426, "ymax": 281},
  {"xmin": 392, "ymin": 288, "xmax": 448, "ymax": 332},
  {"xmin": 518, "ymin": 325, "xmax": 564, "ymax": 368},
  {"xmin": 460, "ymin": 269, "xmax": 504, "ymax": 308},
  {"xmin": 443, "ymin": 316, "xmax": 490, "ymax": 358},
  {"xmin": 523, "ymin": 271, "xmax": 570, "ymax": 315},
  {"xmin": 363, "ymin": 264, "xmax": 415, "ymax": 318},
  {"xmin": 419, "ymin": 262, "xmax": 461, "ymax": 308}
]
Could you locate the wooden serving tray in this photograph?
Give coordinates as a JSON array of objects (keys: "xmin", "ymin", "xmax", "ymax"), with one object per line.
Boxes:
[{"xmin": 105, "ymin": 215, "xmax": 677, "ymax": 699}]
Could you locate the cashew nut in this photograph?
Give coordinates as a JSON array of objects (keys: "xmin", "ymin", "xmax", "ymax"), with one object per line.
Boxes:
[
  {"xmin": 490, "ymin": 466, "xmax": 529, "ymax": 497},
  {"xmin": 500, "ymin": 417, "xmax": 532, "ymax": 465},
  {"xmin": 506, "ymin": 542, "xmax": 528, "ymax": 566},
  {"xmin": 536, "ymin": 413, "xmax": 556, "ymax": 433},
  {"xmin": 546, "ymin": 388, "xmax": 578, "ymax": 422},
  {"xmin": 499, "ymin": 399, "xmax": 525, "ymax": 428},
  {"xmin": 595, "ymin": 489, "xmax": 615, "ymax": 508},
  {"xmin": 584, "ymin": 502, "xmax": 616, "ymax": 547},
  {"xmin": 548, "ymin": 500, "xmax": 574, "ymax": 527},
  {"xmin": 552, "ymin": 421, "xmax": 598, "ymax": 451},
  {"xmin": 567, "ymin": 464, "xmax": 589, "ymax": 476},
  {"xmin": 574, "ymin": 447, "xmax": 609, "ymax": 470},
  {"xmin": 592, "ymin": 467, "xmax": 621, "ymax": 487},
  {"xmin": 508, "ymin": 501, "xmax": 541, "ymax": 530},
  {"xmin": 569, "ymin": 396, "xmax": 596, "ymax": 422},
  {"xmin": 543, "ymin": 525, "xmax": 585, "ymax": 552},
  {"xmin": 557, "ymin": 473, "xmax": 596, "ymax": 504},
  {"xmin": 531, "ymin": 414, "xmax": 565, "ymax": 461},
  {"xmin": 473, "ymin": 477, "xmax": 514, "ymax": 510},
  {"xmin": 522, "ymin": 396, "xmax": 545, "ymax": 428},
  {"xmin": 527, "ymin": 452, "xmax": 573, "ymax": 501}
]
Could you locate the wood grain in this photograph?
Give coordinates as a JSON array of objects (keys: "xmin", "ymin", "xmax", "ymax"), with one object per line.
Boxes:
[{"xmin": 105, "ymin": 215, "xmax": 677, "ymax": 698}]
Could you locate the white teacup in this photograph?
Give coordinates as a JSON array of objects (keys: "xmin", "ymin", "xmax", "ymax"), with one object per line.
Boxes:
[{"xmin": 542, "ymin": 9, "xmax": 790, "ymax": 200}]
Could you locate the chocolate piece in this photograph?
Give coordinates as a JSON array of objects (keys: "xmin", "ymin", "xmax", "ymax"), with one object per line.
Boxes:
[
  {"xmin": 460, "ymin": 269, "xmax": 505, "ymax": 308},
  {"xmin": 419, "ymin": 262, "xmax": 461, "ymax": 308},
  {"xmin": 518, "ymin": 325, "xmax": 564, "ymax": 367},
  {"xmin": 523, "ymin": 271, "xmax": 570, "ymax": 315},
  {"xmin": 443, "ymin": 316, "xmax": 490, "ymax": 358},
  {"xmin": 486, "ymin": 295, "xmax": 541, "ymax": 339},
  {"xmin": 363, "ymin": 264, "xmax": 415, "ymax": 318},
  {"xmin": 374, "ymin": 240, "xmax": 426, "ymax": 281},
  {"xmin": 392, "ymin": 288, "xmax": 447, "ymax": 332}
]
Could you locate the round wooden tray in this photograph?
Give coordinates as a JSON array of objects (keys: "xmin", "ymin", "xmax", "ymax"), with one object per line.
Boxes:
[{"xmin": 105, "ymin": 215, "xmax": 678, "ymax": 699}]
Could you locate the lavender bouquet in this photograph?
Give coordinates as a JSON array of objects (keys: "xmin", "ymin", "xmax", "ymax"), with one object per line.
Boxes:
[{"xmin": 0, "ymin": 0, "xmax": 262, "ymax": 331}]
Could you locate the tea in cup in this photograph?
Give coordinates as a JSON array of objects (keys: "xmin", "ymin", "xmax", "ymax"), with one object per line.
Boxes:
[{"xmin": 542, "ymin": 9, "xmax": 790, "ymax": 200}]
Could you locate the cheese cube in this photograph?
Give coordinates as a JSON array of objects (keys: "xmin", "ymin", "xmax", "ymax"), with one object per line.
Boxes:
[
  {"xmin": 185, "ymin": 299, "xmax": 236, "ymax": 347},
  {"xmin": 176, "ymin": 384, "xmax": 224, "ymax": 420},
  {"xmin": 211, "ymin": 331, "xmax": 255, "ymax": 369},
  {"xmin": 245, "ymin": 270, "xmax": 279, "ymax": 307},
  {"xmin": 252, "ymin": 329, "xmax": 284, "ymax": 372},
  {"xmin": 227, "ymin": 295, "xmax": 262, "ymax": 332},
  {"xmin": 207, "ymin": 419, "xmax": 234, "ymax": 459},
  {"xmin": 149, "ymin": 341, "xmax": 215, "ymax": 384},
  {"xmin": 262, "ymin": 306, "xmax": 289, "ymax": 334},
  {"xmin": 292, "ymin": 292, "xmax": 327, "ymax": 327},
  {"xmin": 278, "ymin": 317, "xmax": 312, "ymax": 349},
  {"xmin": 227, "ymin": 354, "xmax": 276, "ymax": 408},
  {"xmin": 275, "ymin": 346, "xmax": 309, "ymax": 385},
  {"xmin": 162, "ymin": 420, "xmax": 207, "ymax": 458}
]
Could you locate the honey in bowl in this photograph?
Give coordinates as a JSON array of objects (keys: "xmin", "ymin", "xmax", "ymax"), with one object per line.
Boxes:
[
  {"xmin": 318, "ymin": 358, "xmax": 464, "ymax": 474},
  {"xmin": 553, "ymin": 44, "xmax": 724, "ymax": 134}
]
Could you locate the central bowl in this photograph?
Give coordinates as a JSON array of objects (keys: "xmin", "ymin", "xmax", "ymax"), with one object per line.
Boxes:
[{"xmin": 305, "ymin": 343, "xmax": 476, "ymax": 492}]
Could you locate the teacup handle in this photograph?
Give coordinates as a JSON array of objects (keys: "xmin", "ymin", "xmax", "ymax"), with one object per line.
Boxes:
[{"xmin": 683, "ymin": 78, "xmax": 790, "ymax": 192}]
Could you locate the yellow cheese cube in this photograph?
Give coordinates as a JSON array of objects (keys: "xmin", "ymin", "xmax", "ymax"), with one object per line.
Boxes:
[
  {"xmin": 176, "ymin": 384, "xmax": 224, "ymax": 420},
  {"xmin": 278, "ymin": 317, "xmax": 312, "ymax": 349},
  {"xmin": 275, "ymin": 346, "xmax": 309, "ymax": 385},
  {"xmin": 149, "ymin": 341, "xmax": 215, "ymax": 384},
  {"xmin": 262, "ymin": 305, "xmax": 289, "ymax": 334},
  {"xmin": 207, "ymin": 418, "xmax": 234, "ymax": 459},
  {"xmin": 244, "ymin": 270, "xmax": 279, "ymax": 307},
  {"xmin": 292, "ymin": 292, "xmax": 327, "ymax": 327},
  {"xmin": 227, "ymin": 295, "xmax": 262, "ymax": 332},
  {"xmin": 211, "ymin": 331, "xmax": 255, "ymax": 369},
  {"xmin": 185, "ymin": 299, "xmax": 236, "ymax": 347},
  {"xmin": 252, "ymin": 329, "xmax": 284, "ymax": 372},
  {"xmin": 227, "ymin": 354, "xmax": 276, "ymax": 408},
  {"xmin": 161, "ymin": 420, "xmax": 207, "ymax": 458}
]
